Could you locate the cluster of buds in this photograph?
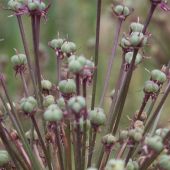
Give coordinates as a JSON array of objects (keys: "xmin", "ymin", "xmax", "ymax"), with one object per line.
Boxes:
[
  {"xmin": 43, "ymin": 95, "xmax": 55, "ymax": 107},
  {"xmin": 20, "ymin": 96, "xmax": 37, "ymax": 115},
  {"xmin": 88, "ymin": 107, "xmax": 106, "ymax": 131},
  {"xmin": 102, "ymin": 134, "xmax": 117, "ymax": 151},
  {"xmin": 105, "ymin": 159, "xmax": 125, "ymax": 170},
  {"xmin": 11, "ymin": 53, "xmax": 27, "ymax": 74},
  {"xmin": 126, "ymin": 159, "xmax": 139, "ymax": 170},
  {"xmin": 158, "ymin": 154, "xmax": 170, "ymax": 170},
  {"xmin": 8, "ymin": 0, "xmax": 48, "ymax": 16},
  {"xmin": 43, "ymin": 104, "xmax": 63, "ymax": 122}
]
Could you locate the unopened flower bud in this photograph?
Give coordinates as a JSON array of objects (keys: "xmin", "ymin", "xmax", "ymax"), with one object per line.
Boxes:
[
  {"xmin": 145, "ymin": 135, "xmax": 163, "ymax": 152},
  {"xmin": 0, "ymin": 150, "xmax": 10, "ymax": 167},
  {"xmin": 105, "ymin": 159, "xmax": 125, "ymax": 170},
  {"xmin": 11, "ymin": 54, "xmax": 27, "ymax": 66},
  {"xmin": 130, "ymin": 22, "xmax": 144, "ymax": 33},
  {"xmin": 68, "ymin": 96, "xmax": 86, "ymax": 114},
  {"xmin": 102, "ymin": 134, "xmax": 117, "ymax": 146},
  {"xmin": 61, "ymin": 41, "xmax": 76, "ymax": 54},
  {"xmin": 127, "ymin": 159, "xmax": 139, "ymax": 170},
  {"xmin": 58, "ymin": 79, "xmax": 76, "ymax": 94},
  {"xmin": 125, "ymin": 52, "xmax": 142, "ymax": 65},
  {"xmin": 43, "ymin": 95, "xmax": 55, "ymax": 107},
  {"xmin": 155, "ymin": 128, "xmax": 169, "ymax": 139},
  {"xmin": 44, "ymin": 104, "xmax": 63, "ymax": 121},
  {"xmin": 119, "ymin": 130, "xmax": 128, "ymax": 141},
  {"xmin": 57, "ymin": 97, "xmax": 66, "ymax": 110},
  {"xmin": 134, "ymin": 120, "xmax": 144, "ymax": 130},
  {"xmin": 41, "ymin": 80, "xmax": 52, "ymax": 91},
  {"xmin": 158, "ymin": 154, "xmax": 170, "ymax": 170},
  {"xmin": 144, "ymin": 80, "xmax": 159, "ymax": 93},
  {"xmin": 151, "ymin": 69, "xmax": 167, "ymax": 84},
  {"xmin": 89, "ymin": 108, "xmax": 106, "ymax": 126},
  {"xmin": 8, "ymin": 0, "xmax": 24, "ymax": 11},
  {"xmin": 49, "ymin": 39, "xmax": 64, "ymax": 49},
  {"xmin": 128, "ymin": 129, "xmax": 143, "ymax": 142},
  {"xmin": 114, "ymin": 5, "xmax": 130, "ymax": 17},
  {"xmin": 120, "ymin": 37, "xmax": 131, "ymax": 49},
  {"xmin": 130, "ymin": 32, "xmax": 145, "ymax": 47},
  {"xmin": 68, "ymin": 59, "xmax": 84, "ymax": 74}
]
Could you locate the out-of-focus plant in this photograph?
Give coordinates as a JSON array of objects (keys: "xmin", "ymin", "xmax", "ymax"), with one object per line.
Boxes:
[{"xmin": 0, "ymin": 0, "xmax": 170, "ymax": 170}]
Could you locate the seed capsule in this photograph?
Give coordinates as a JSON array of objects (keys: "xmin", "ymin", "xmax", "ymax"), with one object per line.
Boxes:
[
  {"xmin": 0, "ymin": 150, "xmax": 10, "ymax": 167},
  {"xmin": 114, "ymin": 5, "xmax": 130, "ymax": 17},
  {"xmin": 158, "ymin": 155, "xmax": 170, "ymax": 170},
  {"xmin": 130, "ymin": 32, "xmax": 145, "ymax": 46},
  {"xmin": 61, "ymin": 41, "xmax": 76, "ymax": 54},
  {"xmin": 144, "ymin": 80, "xmax": 159, "ymax": 93},
  {"xmin": 151, "ymin": 69, "xmax": 167, "ymax": 84},
  {"xmin": 43, "ymin": 95, "xmax": 55, "ymax": 107},
  {"xmin": 105, "ymin": 159, "xmax": 125, "ymax": 170},
  {"xmin": 125, "ymin": 52, "xmax": 142, "ymax": 65},
  {"xmin": 130, "ymin": 22, "xmax": 144, "ymax": 33},
  {"xmin": 102, "ymin": 134, "xmax": 117, "ymax": 145},
  {"xmin": 89, "ymin": 108, "xmax": 106, "ymax": 126},
  {"xmin": 11, "ymin": 54, "xmax": 27, "ymax": 66},
  {"xmin": 49, "ymin": 39, "xmax": 64, "ymax": 49},
  {"xmin": 41, "ymin": 80, "xmax": 52, "ymax": 91}
]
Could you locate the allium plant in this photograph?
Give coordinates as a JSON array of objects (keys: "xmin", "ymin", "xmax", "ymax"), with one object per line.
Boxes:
[{"xmin": 0, "ymin": 0, "xmax": 170, "ymax": 170}]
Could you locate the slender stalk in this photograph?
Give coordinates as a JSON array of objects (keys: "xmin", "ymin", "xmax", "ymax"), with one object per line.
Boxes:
[
  {"xmin": 76, "ymin": 74, "xmax": 80, "ymax": 95},
  {"xmin": 99, "ymin": 151, "xmax": 110, "ymax": 170},
  {"xmin": 87, "ymin": 129, "xmax": 97, "ymax": 167},
  {"xmin": 31, "ymin": 15, "xmax": 43, "ymax": 108},
  {"xmin": 30, "ymin": 115, "xmax": 52, "ymax": 170},
  {"xmin": 91, "ymin": 0, "xmax": 102, "ymax": 109},
  {"xmin": 57, "ymin": 56, "xmax": 61, "ymax": 83},
  {"xmin": 16, "ymin": 16, "xmax": 38, "ymax": 101},
  {"xmin": 20, "ymin": 71, "xmax": 29, "ymax": 97},
  {"xmin": 99, "ymin": 18, "xmax": 123, "ymax": 107},
  {"xmin": 116, "ymin": 139, "xmax": 129, "ymax": 159}
]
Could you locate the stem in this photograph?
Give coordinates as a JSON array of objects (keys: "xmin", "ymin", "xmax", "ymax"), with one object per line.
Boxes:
[
  {"xmin": 99, "ymin": 151, "xmax": 110, "ymax": 170},
  {"xmin": 76, "ymin": 74, "xmax": 80, "ymax": 95},
  {"xmin": 16, "ymin": 16, "xmax": 38, "ymax": 101},
  {"xmin": 87, "ymin": 129, "xmax": 97, "ymax": 167},
  {"xmin": 116, "ymin": 139, "xmax": 129, "ymax": 159},
  {"xmin": 82, "ymin": 119, "xmax": 87, "ymax": 169},
  {"xmin": 99, "ymin": 18, "xmax": 123, "ymax": 107},
  {"xmin": 20, "ymin": 71, "xmax": 29, "ymax": 97},
  {"xmin": 57, "ymin": 56, "xmax": 61, "ymax": 83},
  {"xmin": 91, "ymin": 0, "xmax": 102, "ymax": 109},
  {"xmin": 30, "ymin": 115, "xmax": 52, "ymax": 170},
  {"xmin": 31, "ymin": 15, "xmax": 43, "ymax": 108}
]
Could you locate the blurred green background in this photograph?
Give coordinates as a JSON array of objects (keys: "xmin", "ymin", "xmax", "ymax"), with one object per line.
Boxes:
[{"xmin": 0, "ymin": 0, "xmax": 170, "ymax": 126}]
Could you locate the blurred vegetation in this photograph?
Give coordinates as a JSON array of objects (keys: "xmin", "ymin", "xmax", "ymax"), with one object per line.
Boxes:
[{"xmin": 0, "ymin": 0, "xmax": 170, "ymax": 127}]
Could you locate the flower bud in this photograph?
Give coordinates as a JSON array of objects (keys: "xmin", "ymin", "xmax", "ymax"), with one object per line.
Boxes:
[
  {"xmin": 151, "ymin": 69, "xmax": 167, "ymax": 84},
  {"xmin": 20, "ymin": 96, "xmax": 37, "ymax": 113},
  {"xmin": 0, "ymin": 150, "xmax": 10, "ymax": 167},
  {"xmin": 8, "ymin": 0, "xmax": 24, "ymax": 11},
  {"xmin": 28, "ymin": 0, "xmax": 46, "ymax": 11},
  {"xmin": 155, "ymin": 128, "xmax": 169, "ymax": 139},
  {"xmin": 119, "ymin": 130, "xmax": 128, "ymax": 141},
  {"xmin": 145, "ymin": 135, "xmax": 163, "ymax": 152},
  {"xmin": 49, "ymin": 39, "xmax": 64, "ymax": 49},
  {"xmin": 128, "ymin": 129, "xmax": 143, "ymax": 142},
  {"xmin": 105, "ymin": 159, "xmax": 125, "ymax": 170},
  {"xmin": 130, "ymin": 32, "xmax": 145, "ymax": 46},
  {"xmin": 57, "ymin": 97, "xmax": 66, "ymax": 110},
  {"xmin": 134, "ymin": 120, "xmax": 144, "ymax": 130},
  {"xmin": 127, "ymin": 159, "xmax": 139, "ymax": 170},
  {"xmin": 25, "ymin": 129, "xmax": 38, "ymax": 140},
  {"xmin": 114, "ymin": 5, "xmax": 130, "ymax": 17},
  {"xmin": 102, "ymin": 134, "xmax": 117, "ymax": 146},
  {"xmin": 11, "ymin": 54, "xmax": 27, "ymax": 66},
  {"xmin": 158, "ymin": 155, "xmax": 170, "ymax": 170},
  {"xmin": 68, "ymin": 59, "xmax": 84, "ymax": 74},
  {"xmin": 43, "ymin": 95, "xmax": 55, "ymax": 107},
  {"xmin": 125, "ymin": 52, "xmax": 142, "ymax": 65},
  {"xmin": 58, "ymin": 79, "xmax": 76, "ymax": 94},
  {"xmin": 41, "ymin": 80, "xmax": 52, "ymax": 91},
  {"xmin": 44, "ymin": 104, "xmax": 63, "ymax": 121},
  {"xmin": 120, "ymin": 37, "xmax": 131, "ymax": 49},
  {"xmin": 68, "ymin": 96, "xmax": 86, "ymax": 114},
  {"xmin": 144, "ymin": 80, "xmax": 159, "ymax": 93},
  {"xmin": 89, "ymin": 108, "xmax": 106, "ymax": 126},
  {"xmin": 130, "ymin": 22, "xmax": 144, "ymax": 33},
  {"xmin": 61, "ymin": 41, "xmax": 76, "ymax": 54}
]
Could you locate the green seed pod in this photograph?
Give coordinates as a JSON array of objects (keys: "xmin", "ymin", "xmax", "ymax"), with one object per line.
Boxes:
[
  {"xmin": 57, "ymin": 97, "xmax": 66, "ymax": 110},
  {"xmin": 130, "ymin": 22, "xmax": 144, "ymax": 33},
  {"xmin": 25, "ymin": 129, "xmax": 38, "ymax": 140},
  {"xmin": 127, "ymin": 159, "xmax": 139, "ymax": 170},
  {"xmin": 125, "ymin": 52, "xmax": 142, "ymax": 65},
  {"xmin": 49, "ymin": 39, "xmax": 64, "ymax": 49},
  {"xmin": 144, "ymin": 80, "xmax": 159, "ymax": 93},
  {"xmin": 145, "ymin": 135, "xmax": 163, "ymax": 152},
  {"xmin": 61, "ymin": 41, "xmax": 76, "ymax": 54},
  {"xmin": 158, "ymin": 155, "xmax": 170, "ymax": 170},
  {"xmin": 11, "ymin": 54, "xmax": 27, "ymax": 66},
  {"xmin": 28, "ymin": 2, "xmax": 39, "ymax": 10},
  {"xmin": 151, "ymin": 69, "xmax": 167, "ymax": 83},
  {"xmin": 121, "ymin": 37, "xmax": 131, "ymax": 48},
  {"xmin": 47, "ymin": 104, "xmax": 59, "ymax": 110},
  {"xmin": 114, "ymin": 5, "xmax": 130, "ymax": 17},
  {"xmin": 119, "ymin": 130, "xmax": 128, "ymax": 141},
  {"xmin": 77, "ymin": 56, "xmax": 87, "ymax": 66},
  {"xmin": 130, "ymin": 32, "xmax": 145, "ymax": 46},
  {"xmin": 8, "ymin": 0, "xmax": 23, "ymax": 10},
  {"xmin": 44, "ymin": 105, "xmax": 63, "ymax": 121},
  {"xmin": 39, "ymin": 2, "xmax": 46, "ymax": 10},
  {"xmin": 20, "ymin": 96, "xmax": 37, "ymax": 113},
  {"xmin": 102, "ymin": 134, "xmax": 117, "ymax": 145},
  {"xmin": 89, "ymin": 108, "xmax": 106, "ymax": 126},
  {"xmin": 0, "ymin": 150, "xmax": 10, "ymax": 167},
  {"xmin": 68, "ymin": 59, "xmax": 84, "ymax": 73},
  {"xmin": 155, "ymin": 128, "xmax": 169, "ymax": 139},
  {"xmin": 86, "ymin": 59, "xmax": 94, "ymax": 68},
  {"xmin": 58, "ymin": 79, "xmax": 76, "ymax": 94},
  {"xmin": 68, "ymin": 96, "xmax": 86, "ymax": 114},
  {"xmin": 105, "ymin": 159, "xmax": 125, "ymax": 170},
  {"xmin": 41, "ymin": 80, "xmax": 52, "ymax": 91},
  {"xmin": 43, "ymin": 95, "xmax": 55, "ymax": 107}
]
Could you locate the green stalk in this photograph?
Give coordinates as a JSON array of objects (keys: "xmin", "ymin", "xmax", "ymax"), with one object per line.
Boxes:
[{"xmin": 91, "ymin": 0, "xmax": 102, "ymax": 109}]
